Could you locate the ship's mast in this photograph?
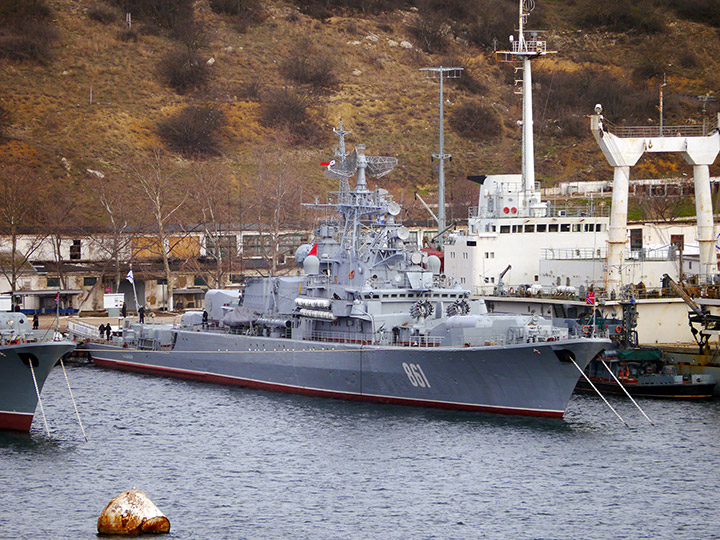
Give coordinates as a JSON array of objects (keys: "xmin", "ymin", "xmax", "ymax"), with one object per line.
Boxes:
[
  {"xmin": 420, "ymin": 66, "xmax": 463, "ymax": 240},
  {"xmin": 497, "ymin": 0, "xmax": 554, "ymax": 203}
]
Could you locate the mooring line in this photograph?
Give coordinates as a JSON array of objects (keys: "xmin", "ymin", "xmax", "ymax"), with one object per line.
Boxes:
[
  {"xmin": 600, "ymin": 359, "xmax": 654, "ymax": 426},
  {"xmin": 570, "ymin": 358, "xmax": 629, "ymax": 428},
  {"xmin": 28, "ymin": 362, "xmax": 51, "ymax": 440},
  {"xmin": 60, "ymin": 358, "xmax": 88, "ymax": 441}
]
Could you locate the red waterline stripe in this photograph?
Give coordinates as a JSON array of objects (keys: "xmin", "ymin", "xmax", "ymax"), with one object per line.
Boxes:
[{"xmin": 0, "ymin": 411, "xmax": 34, "ymax": 432}]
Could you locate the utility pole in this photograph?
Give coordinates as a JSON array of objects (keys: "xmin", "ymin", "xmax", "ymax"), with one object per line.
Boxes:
[{"xmin": 420, "ymin": 66, "xmax": 462, "ymax": 241}]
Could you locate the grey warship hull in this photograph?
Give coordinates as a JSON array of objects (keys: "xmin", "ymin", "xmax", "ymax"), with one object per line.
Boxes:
[
  {"xmin": 88, "ymin": 331, "xmax": 606, "ymax": 417},
  {"xmin": 0, "ymin": 340, "xmax": 77, "ymax": 431}
]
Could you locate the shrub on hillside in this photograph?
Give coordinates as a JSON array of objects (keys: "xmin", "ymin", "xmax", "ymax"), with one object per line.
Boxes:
[
  {"xmin": 0, "ymin": 0, "xmax": 58, "ymax": 64},
  {"xmin": 87, "ymin": 4, "xmax": 118, "ymax": 24},
  {"xmin": 159, "ymin": 49, "xmax": 210, "ymax": 94},
  {"xmin": 533, "ymin": 69, "xmax": 659, "ymax": 129},
  {"xmin": 406, "ymin": 12, "xmax": 448, "ymax": 54},
  {"xmin": 667, "ymin": 0, "xmax": 720, "ymax": 27},
  {"xmin": 574, "ymin": 0, "xmax": 665, "ymax": 33},
  {"xmin": 449, "ymin": 100, "xmax": 502, "ymax": 140},
  {"xmin": 209, "ymin": 0, "xmax": 265, "ymax": 31},
  {"xmin": 260, "ymin": 88, "xmax": 322, "ymax": 144},
  {"xmin": 158, "ymin": 106, "xmax": 225, "ymax": 156},
  {"xmin": 109, "ymin": 0, "xmax": 193, "ymax": 29},
  {"xmin": 279, "ymin": 40, "xmax": 337, "ymax": 91},
  {"xmin": 170, "ymin": 16, "xmax": 208, "ymax": 50},
  {"xmin": 0, "ymin": 104, "xmax": 10, "ymax": 137},
  {"xmin": 296, "ymin": 0, "xmax": 408, "ymax": 19},
  {"xmin": 463, "ymin": 0, "xmax": 517, "ymax": 49}
]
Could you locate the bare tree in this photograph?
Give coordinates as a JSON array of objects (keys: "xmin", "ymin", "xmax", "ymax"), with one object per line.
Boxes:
[
  {"xmin": 126, "ymin": 149, "xmax": 189, "ymax": 311},
  {"xmin": 185, "ymin": 161, "xmax": 242, "ymax": 288},
  {"xmin": 0, "ymin": 165, "xmax": 48, "ymax": 299},
  {"xmin": 244, "ymin": 149, "xmax": 309, "ymax": 275},
  {"xmin": 91, "ymin": 173, "xmax": 138, "ymax": 293},
  {"xmin": 43, "ymin": 178, "xmax": 83, "ymax": 291}
]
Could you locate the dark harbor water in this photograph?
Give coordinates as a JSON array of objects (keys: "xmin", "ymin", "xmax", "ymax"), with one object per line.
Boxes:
[{"xmin": 1, "ymin": 365, "xmax": 719, "ymax": 540}]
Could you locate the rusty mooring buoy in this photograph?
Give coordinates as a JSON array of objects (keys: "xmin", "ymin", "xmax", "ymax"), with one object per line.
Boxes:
[{"xmin": 97, "ymin": 489, "xmax": 170, "ymax": 535}]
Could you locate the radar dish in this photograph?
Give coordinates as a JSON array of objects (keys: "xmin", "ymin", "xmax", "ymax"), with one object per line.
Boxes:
[
  {"xmin": 388, "ymin": 201, "xmax": 401, "ymax": 216},
  {"xmin": 366, "ymin": 156, "xmax": 398, "ymax": 178},
  {"xmin": 325, "ymin": 149, "xmax": 357, "ymax": 179},
  {"xmin": 397, "ymin": 226, "xmax": 410, "ymax": 240}
]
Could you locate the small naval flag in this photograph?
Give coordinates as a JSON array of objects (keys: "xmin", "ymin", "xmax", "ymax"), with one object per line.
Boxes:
[
  {"xmin": 586, "ymin": 291, "xmax": 595, "ymax": 305},
  {"xmin": 126, "ymin": 269, "xmax": 134, "ymax": 284}
]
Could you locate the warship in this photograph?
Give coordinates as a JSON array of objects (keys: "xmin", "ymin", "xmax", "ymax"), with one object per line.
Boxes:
[
  {"xmin": 0, "ymin": 312, "xmax": 76, "ymax": 432},
  {"xmin": 71, "ymin": 124, "xmax": 610, "ymax": 418}
]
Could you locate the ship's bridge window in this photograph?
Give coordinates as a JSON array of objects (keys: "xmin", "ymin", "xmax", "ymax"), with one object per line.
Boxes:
[
  {"xmin": 500, "ymin": 225, "xmax": 510, "ymax": 233},
  {"xmin": 584, "ymin": 224, "xmax": 594, "ymax": 232},
  {"xmin": 467, "ymin": 240, "xmax": 476, "ymax": 247},
  {"xmin": 512, "ymin": 225, "xmax": 521, "ymax": 233},
  {"xmin": 524, "ymin": 225, "xmax": 535, "ymax": 233},
  {"xmin": 549, "ymin": 224, "xmax": 559, "ymax": 232},
  {"xmin": 573, "ymin": 224, "xmax": 582, "ymax": 232},
  {"xmin": 596, "ymin": 224, "xmax": 604, "ymax": 232},
  {"xmin": 536, "ymin": 224, "xmax": 547, "ymax": 232},
  {"xmin": 560, "ymin": 224, "xmax": 570, "ymax": 232}
]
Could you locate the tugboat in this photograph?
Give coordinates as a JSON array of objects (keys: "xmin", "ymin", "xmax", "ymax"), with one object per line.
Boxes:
[
  {"xmin": 0, "ymin": 312, "xmax": 76, "ymax": 432},
  {"xmin": 575, "ymin": 301, "xmax": 716, "ymax": 399},
  {"xmin": 71, "ymin": 124, "xmax": 610, "ymax": 418}
]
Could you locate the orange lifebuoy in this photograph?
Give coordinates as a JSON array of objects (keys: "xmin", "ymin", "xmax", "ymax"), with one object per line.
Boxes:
[
  {"xmin": 615, "ymin": 325, "xmax": 623, "ymax": 333},
  {"xmin": 349, "ymin": 270, "xmax": 355, "ymax": 279},
  {"xmin": 582, "ymin": 325, "xmax": 591, "ymax": 334},
  {"xmin": 509, "ymin": 287, "xmax": 515, "ymax": 295}
]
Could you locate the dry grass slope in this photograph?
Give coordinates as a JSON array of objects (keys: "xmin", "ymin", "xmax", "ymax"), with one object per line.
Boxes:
[{"xmin": 0, "ymin": 0, "xmax": 719, "ymax": 225}]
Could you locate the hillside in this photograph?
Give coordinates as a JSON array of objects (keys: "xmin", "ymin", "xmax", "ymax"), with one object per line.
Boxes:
[{"xmin": 1, "ymin": 0, "xmax": 720, "ymax": 229}]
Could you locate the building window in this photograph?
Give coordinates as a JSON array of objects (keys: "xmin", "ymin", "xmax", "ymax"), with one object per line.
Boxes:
[
  {"xmin": 630, "ymin": 229, "xmax": 643, "ymax": 251},
  {"xmin": 230, "ymin": 274, "xmax": 243, "ymax": 283},
  {"xmin": 83, "ymin": 277, "xmax": 97, "ymax": 286},
  {"xmin": 70, "ymin": 239, "xmax": 81, "ymax": 260},
  {"xmin": 157, "ymin": 278, "xmax": 167, "ymax": 285},
  {"xmin": 206, "ymin": 234, "xmax": 237, "ymax": 260},
  {"xmin": 194, "ymin": 276, "xmax": 208, "ymax": 287},
  {"xmin": 47, "ymin": 277, "xmax": 59, "ymax": 288},
  {"xmin": 467, "ymin": 240, "xmax": 476, "ymax": 247}
]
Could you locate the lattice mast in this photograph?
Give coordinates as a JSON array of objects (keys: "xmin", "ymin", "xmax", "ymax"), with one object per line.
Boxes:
[
  {"xmin": 420, "ymin": 66, "xmax": 463, "ymax": 239},
  {"xmin": 496, "ymin": 0, "xmax": 555, "ymax": 200}
]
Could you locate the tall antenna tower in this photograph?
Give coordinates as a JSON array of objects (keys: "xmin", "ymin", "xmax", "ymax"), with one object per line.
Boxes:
[
  {"xmin": 420, "ymin": 66, "xmax": 463, "ymax": 239},
  {"xmin": 496, "ymin": 0, "xmax": 555, "ymax": 199}
]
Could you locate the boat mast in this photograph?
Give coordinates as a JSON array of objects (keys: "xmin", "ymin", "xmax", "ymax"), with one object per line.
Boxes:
[{"xmin": 497, "ymin": 0, "xmax": 554, "ymax": 206}]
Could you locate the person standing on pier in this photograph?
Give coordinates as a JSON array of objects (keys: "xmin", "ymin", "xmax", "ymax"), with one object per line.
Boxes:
[
  {"xmin": 105, "ymin": 324, "xmax": 112, "ymax": 340},
  {"xmin": 99, "ymin": 323, "xmax": 105, "ymax": 339}
]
